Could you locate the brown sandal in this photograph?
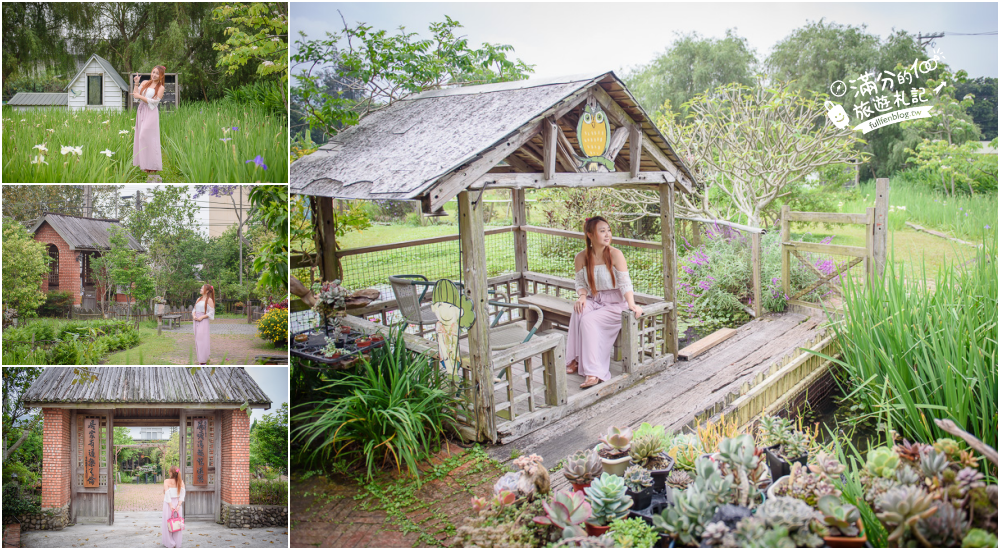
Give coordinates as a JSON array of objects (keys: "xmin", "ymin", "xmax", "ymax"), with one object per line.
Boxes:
[
  {"xmin": 579, "ymin": 376, "xmax": 601, "ymax": 389},
  {"xmin": 566, "ymin": 361, "xmax": 578, "ymax": 374}
]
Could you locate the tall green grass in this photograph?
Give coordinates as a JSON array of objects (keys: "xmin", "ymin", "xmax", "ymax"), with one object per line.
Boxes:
[
  {"xmin": 815, "ymin": 231, "xmax": 998, "ymax": 461},
  {"xmin": 841, "ymin": 175, "xmax": 997, "ymax": 241}
]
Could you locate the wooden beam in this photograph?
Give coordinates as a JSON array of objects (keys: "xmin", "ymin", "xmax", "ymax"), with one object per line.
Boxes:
[
  {"xmin": 873, "ymin": 178, "xmax": 889, "ymax": 278},
  {"xmin": 542, "ymin": 118, "xmax": 557, "ymax": 180},
  {"xmin": 106, "ymin": 410, "xmax": 114, "ymax": 526},
  {"xmin": 519, "ymin": 140, "xmax": 546, "ymax": 168},
  {"xmin": 659, "ymin": 183, "xmax": 678, "ymax": 358},
  {"xmin": 781, "ymin": 205, "xmax": 791, "ymax": 300},
  {"xmin": 552, "ymin": 120, "xmax": 583, "ymax": 173},
  {"xmin": 511, "ymin": 189, "xmax": 529, "ymax": 291},
  {"xmin": 629, "ymin": 124, "xmax": 642, "ymax": 179},
  {"xmin": 504, "ymin": 152, "xmax": 533, "ymax": 173},
  {"xmin": 786, "ymin": 211, "xmax": 870, "ymax": 224},
  {"xmin": 782, "ymin": 240, "xmax": 868, "ymax": 258},
  {"xmin": 469, "ymin": 170, "xmax": 674, "ymax": 190},
  {"xmin": 751, "ymin": 232, "xmax": 762, "ymax": 318},
  {"xmin": 677, "ymin": 328, "xmax": 737, "ymax": 361},
  {"xmin": 458, "ymin": 191, "xmax": 496, "ymax": 442},
  {"xmin": 605, "ymin": 126, "xmax": 629, "ymax": 161},
  {"xmin": 315, "ymin": 197, "xmax": 339, "ymax": 282}
]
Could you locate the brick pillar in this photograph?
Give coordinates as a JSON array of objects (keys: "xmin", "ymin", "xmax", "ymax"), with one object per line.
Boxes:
[
  {"xmin": 41, "ymin": 408, "xmax": 72, "ymax": 510},
  {"xmin": 220, "ymin": 409, "xmax": 250, "ymax": 506}
]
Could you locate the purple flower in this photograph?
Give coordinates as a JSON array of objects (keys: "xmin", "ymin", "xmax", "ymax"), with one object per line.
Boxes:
[
  {"xmin": 820, "ymin": 235, "xmax": 835, "ymax": 245},
  {"xmin": 771, "ymin": 277, "xmax": 779, "ymax": 285},
  {"xmin": 698, "ymin": 281, "xmax": 711, "ymax": 291},
  {"xmin": 232, "ymin": 126, "xmax": 239, "ymax": 131},
  {"xmin": 986, "ymin": 225, "xmax": 991, "ymax": 230},
  {"xmin": 245, "ymin": 155, "xmax": 268, "ymax": 170},
  {"xmin": 965, "ymin": 212, "xmax": 969, "ymax": 217}
]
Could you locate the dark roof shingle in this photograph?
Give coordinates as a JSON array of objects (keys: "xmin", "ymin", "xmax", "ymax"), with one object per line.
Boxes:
[{"xmin": 29, "ymin": 213, "xmax": 145, "ymax": 252}]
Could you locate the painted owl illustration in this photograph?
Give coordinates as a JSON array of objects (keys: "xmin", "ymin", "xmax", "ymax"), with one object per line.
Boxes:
[{"xmin": 575, "ymin": 104, "xmax": 615, "ymax": 172}]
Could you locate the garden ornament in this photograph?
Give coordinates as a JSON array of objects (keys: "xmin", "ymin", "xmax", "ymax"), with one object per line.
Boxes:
[{"xmin": 431, "ymin": 279, "xmax": 475, "ymax": 377}]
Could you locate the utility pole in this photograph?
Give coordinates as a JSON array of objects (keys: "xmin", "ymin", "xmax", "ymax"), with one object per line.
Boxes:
[
  {"xmin": 84, "ymin": 186, "xmax": 93, "ymax": 217},
  {"xmin": 916, "ymin": 32, "xmax": 944, "ymax": 48}
]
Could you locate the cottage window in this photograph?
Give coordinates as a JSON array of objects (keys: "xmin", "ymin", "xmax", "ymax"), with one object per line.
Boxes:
[
  {"xmin": 48, "ymin": 244, "xmax": 59, "ymax": 288},
  {"xmin": 83, "ymin": 253, "xmax": 95, "ymax": 285},
  {"xmin": 87, "ymin": 75, "xmax": 103, "ymax": 106}
]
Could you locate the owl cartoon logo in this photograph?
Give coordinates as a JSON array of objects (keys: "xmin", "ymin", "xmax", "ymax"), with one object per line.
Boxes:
[{"xmin": 576, "ymin": 102, "xmax": 616, "ymax": 172}]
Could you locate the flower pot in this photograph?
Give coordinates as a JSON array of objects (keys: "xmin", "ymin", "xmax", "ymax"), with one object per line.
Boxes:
[
  {"xmin": 766, "ymin": 475, "xmax": 788, "ymax": 501},
  {"xmin": 765, "ymin": 444, "xmax": 807, "ymax": 481},
  {"xmin": 599, "ymin": 453, "xmax": 633, "ymax": 477},
  {"xmin": 647, "ymin": 453, "xmax": 676, "ymax": 493},
  {"xmin": 570, "ymin": 482, "xmax": 591, "ymax": 493},
  {"xmin": 356, "ymin": 338, "xmax": 373, "ymax": 348},
  {"xmin": 371, "ymin": 335, "xmax": 384, "ymax": 344},
  {"xmin": 585, "ymin": 522, "xmax": 610, "ymax": 537},
  {"xmin": 626, "ymin": 486, "xmax": 654, "ymax": 511},
  {"xmin": 294, "ymin": 334, "xmax": 309, "ymax": 344},
  {"xmin": 823, "ymin": 520, "xmax": 867, "ymax": 548},
  {"xmin": 654, "ymin": 533, "xmax": 676, "ymax": 548}
]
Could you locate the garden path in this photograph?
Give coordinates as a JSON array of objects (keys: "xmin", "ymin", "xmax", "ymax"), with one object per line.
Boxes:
[
  {"xmin": 158, "ymin": 320, "xmax": 287, "ymax": 365},
  {"xmin": 487, "ymin": 311, "xmax": 825, "ymax": 491},
  {"xmin": 114, "ymin": 483, "xmax": 163, "ymax": 511}
]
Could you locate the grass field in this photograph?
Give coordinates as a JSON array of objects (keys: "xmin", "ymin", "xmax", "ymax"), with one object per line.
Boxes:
[{"xmin": 2, "ymin": 101, "xmax": 287, "ymax": 183}]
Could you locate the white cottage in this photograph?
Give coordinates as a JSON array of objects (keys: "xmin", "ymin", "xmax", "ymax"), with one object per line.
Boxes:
[{"xmin": 66, "ymin": 54, "xmax": 129, "ymax": 111}]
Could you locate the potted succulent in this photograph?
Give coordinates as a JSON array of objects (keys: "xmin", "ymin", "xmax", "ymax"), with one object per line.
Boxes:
[
  {"xmin": 356, "ymin": 336, "xmax": 373, "ymax": 348},
  {"xmin": 598, "ymin": 426, "xmax": 634, "ymax": 476},
  {"xmin": 715, "ymin": 434, "xmax": 768, "ymax": 509},
  {"xmin": 652, "ymin": 483, "xmax": 715, "ymax": 547},
  {"xmin": 629, "ymin": 432, "xmax": 675, "ymax": 493},
  {"xmin": 770, "ymin": 462, "xmax": 839, "ymax": 506},
  {"xmin": 758, "ymin": 416, "xmax": 809, "ymax": 481},
  {"xmin": 584, "ymin": 473, "xmax": 633, "ymax": 536},
  {"xmin": 817, "ymin": 495, "xmax": 866, "ymax": 547},
  {"xmin": 533, "ymin": 489, "xmax": 592, "ymax": 540},
  {"xmin": 623, "ymin": 464, "xmax": 655, "ymax": 510},
  {"xmin": 313, "ymin": 279, "xmax": 349, "ymax": 336},
  {"xmin": 563, "ymin": 445, "xmax": 604, "ymax": 492},
  {"xmin": 321, "ymin": 337, "xmax": 341, "ymax": 360}
]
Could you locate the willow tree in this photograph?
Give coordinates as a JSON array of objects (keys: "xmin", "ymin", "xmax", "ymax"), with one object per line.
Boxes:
[{"xmin": 610, "ymin": 80, "xmax": 865, "ymax": 228}]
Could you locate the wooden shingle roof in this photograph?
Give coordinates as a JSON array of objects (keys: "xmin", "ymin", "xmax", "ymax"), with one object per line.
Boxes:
[
  {"xmin": 22, "ymin": 367, "xmax": 271, "ymax": 408},
  {"xmin": 290, "ymin": 71, "xmax": 695, "ymax": 208},
  {"xmin": 29, "ymin": 213, "xmax": 145, "ymax": 252}
]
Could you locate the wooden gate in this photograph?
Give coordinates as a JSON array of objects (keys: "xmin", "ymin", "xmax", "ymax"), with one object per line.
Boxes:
[
  {"xmin": 71, "ymin": 410, "xmax": 114, "ymax": 525},
  {"xmin": 179, "ymin": 410, "xmax": 221, "ymax": 522}
]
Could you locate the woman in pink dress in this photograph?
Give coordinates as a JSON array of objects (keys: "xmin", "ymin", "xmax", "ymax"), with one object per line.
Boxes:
[
  {"xmin": 132, "ymin": 65, "xmax": 165, "ymax": 181},
  {"xmin": 161, "ymin": 466, "xmax": 185, "ymax": 548},
  {"xmin": 192, "ymin": 284, "xmax": 215, "ymax": 365},
  {"xmin": 566, "ymin": 216, "xmax": 643, "ymax": 389}
]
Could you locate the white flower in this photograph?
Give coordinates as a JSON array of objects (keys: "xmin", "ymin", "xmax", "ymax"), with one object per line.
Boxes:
[
  {"xmin": 271, "ymin": 37, "xmax": 279, "ymax": 42},
  {"xmin": 222, "ymin": 127, "xmax": 230, "ymax": 134},
  {"xmin": 20, "ymin": 119, "xmax": 26, "ymax": 122},
  {"xmin": 31, "ymin": 155, "xmax": 48, "ymax": 165},
  {"xmin": 101, "ymin": 120, "xmax": 110, "ymax": 125},
  {"xmin": 99, "ymin": 149, "xmax": 114, "ymax": 158},
  {"xmin": 61, "ymin": 145, "xmax": 83, "ymax": 156},
  {"xmin": 262, "ymin": 60, "xmax": 274, "ymax": 67},
  {"xmin": 898, "ymin": 206, "xmax": 906, "ymax": 211},
  {"xmin": 251, "ymin": 46, "xmax": 258, "ymax": 50},
  {"xmin": 33, "ymin": 144, "xmax": 48, "ymax": 153},
  {"xmin": 46, "ymin": 128, "xmax": 54, "ymax": 132},
  {"xmin": 119, "ymin": 129, "xmax": 130, "ymax": 135}
]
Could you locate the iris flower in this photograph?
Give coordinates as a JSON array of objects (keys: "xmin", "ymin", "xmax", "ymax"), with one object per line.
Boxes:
[
  {"xmin": 245, "ymin": 155, "xmax": 268, "ymax": 170},
  {"xmin": 100, "ymin": 149, "xmax": 114, "ymax": 158}
]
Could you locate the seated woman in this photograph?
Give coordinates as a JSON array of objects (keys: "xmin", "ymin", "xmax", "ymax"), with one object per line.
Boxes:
[{"xmin": 566, "ymin": 216, "xmax": 643, "ymax": 389}]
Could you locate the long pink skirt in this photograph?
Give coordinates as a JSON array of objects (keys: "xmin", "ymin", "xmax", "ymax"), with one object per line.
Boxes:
[
  {"xmin": 194, "ymin": 318, "xmax": 210, "ymax": 364},
  {"xmin": 566, "ymin": 289, "xmax": 628, "ymax": 381},
  {"xmin": 133, "ymin": 103, "xmax": 162, "ymax": 171},
  {"xmin": 161, "ymin": 498, "xmax": 183, "ymax": 548}
]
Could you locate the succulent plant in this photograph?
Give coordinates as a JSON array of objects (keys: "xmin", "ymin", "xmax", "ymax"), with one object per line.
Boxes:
[
  {"xmin": 876, "ymin": 485, "xmax": 938, "ymax": 545},
  {"xmin": 622, "ymin": 464, "xmax": 653, "ymax": 493},
  {"xmin": 700, "ymin": 521, "xmax": 730, "ymax": 547},
  {"xmin": 652, "ymin": 485, "xmax": 715, "ymax": 546},
  {"xmin": 862, "ymin": 474, "xmax": 901, "ymax": 507},
  {"xmin": 492, "ymin": 489, "xmax": 517, "ymax": 509},
  {"xmin": 471, "ymin": 496, "xmax": 488, "ymax": 513},
  {"xmin": 962, "ymin": 528, "xmax": 999, "ymax": 548},
  {"xmin": 754, "ymin": 496, "xmax": 827, "ymax": 548},
  {"xmin": 494, "ymin": 471, "xmax": 521, "ymax": 495},
  {"xmin": 584, "ymin": 473, "xmax": 633, "ymax": 526},
  {"xmin": 533, "ymin": 489, "xmax": 593, "ymax": 538},
  {"xmin": 816, "ymin": 495, "xmax": 861, "ymax": 537},
  {"xmin": 563, "ymin": 446, "xmax": 604, "ymax": 485},
  {"xmin": 726, "ymin": 517, "xmax": 798, "ymax": 548},
  {"xmin": 599, "ymin": 426, "xmax": 633, "ymax": 454},
  {"xmin": 956, "ymin": 449, "xmax": 980, "ymax": 470},
  {"xmin": 919, "ymin": 447, "xmax": 949, "ymax": 478},
  {"xmin": 665, "ymin": 470, "xmax": 693, "ymax": 490},
  {"xmin": 607, "ymin": 517, "xmax": 658, "ymax": 549},
  {"xmin": 671, "ymin": 441, "xmax": 700, "ymax": 472},
  {"xmin": 775, "ymin": 462, "xmax": 839, "ymax": 507},
  {"xmin": 808, "ymin": 451, "xmax": 845, "ymax": 480},
  {"xmin": 692, "ymin": 456, "xmax": 734, "ymax": 506},
  {"xmin": 777, "ymin": 431, "xmax": 810, "ymax": 461},
  {"xmin": 894, "ymin": 464, "xmax": 922, "ymax": 486},
  {"xmin": 932, "ymin": 438, "xmax": 962, "ymax": 460},
  {"xmin": 552, "ymin": 534, "xmax": 616, "ymax": 548},
  {"xmin": 894, "ymin": 439, "xmax": 928, "ymax": 464},
  {"xmin": 915, "ymin": 499, "xmax": 968, "ymax": 547},
  {"xmin": 628, "ymin": 433, "xmax": 664, "ymax": 466},
  {"xmin": 759, "ymin": 415, "xmax": 794, "ymax": 447},
  {"xmin": 717, "ymin": 434, "xmax": 767, "ymax": 507},
  {"xmin": 954, "ymin": 467, "xmax": 986, "ymax": 496},
  {"xmin": 866, "ymin": 446, "xmax": 901, "ymax": 479},
  {"xmin": 634, "ymin": 422, "xmax": 670, "ymax": 447}
]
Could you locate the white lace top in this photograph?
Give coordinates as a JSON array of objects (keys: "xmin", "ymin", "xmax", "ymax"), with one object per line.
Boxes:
[
  {"xmin": 194, "ymin": 299, "xmax": 215, "ymax": 320},
  {"xmin": 141, "ymin": 85, "xmax": 161, "ymax": 111},
  {"xmin": 163, "ymin": 485, "xmax": 186, "ymax": 503},
  {"xmin": 575, "ymin": 264, "xmax": 634, "ymax": 295}
]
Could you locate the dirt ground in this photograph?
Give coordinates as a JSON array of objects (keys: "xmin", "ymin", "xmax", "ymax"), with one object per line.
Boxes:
[{"xmin": 159, "ymin": 319, "xmax": 286, "ymax": 365}]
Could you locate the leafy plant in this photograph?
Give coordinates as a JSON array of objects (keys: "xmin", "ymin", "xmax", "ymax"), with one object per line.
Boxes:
[
  {"xmin": 256, "ymin": 306, "xmax": 287, "ymax": 346},
  {"xmin": 599, "ymin": 426, "xmax": 633, "ymax": 454},
  {"xmin": 817, "ymin": 495, "xmax": 861, "ymax": 537},
  {"xmin": 652, "ymin": 483, "xmax": 715, "ymax": 546},
  {"xmin": 249, "ymin": 479, "xmax": 288, "ymax": 506},
  {"xmin": 607, "ymin": 516, "xmax": 658, "ymax": 548},
  {"xmin": 622, "ymin": 465, "xmax": 653, "ymax": 493},
  {"xmin": 628, "ymin": 433, "xmax": 665, "ymax": 466},
  {"xmin": 583, "ymin": 473, "xmax": 633, "ymax": 526},
  {"xmin": 533, "ymin": 490, "xmax": 592, "ymax": 539},
  {"xmin": 753, "ymin": 496, "xmax": 827, "ymax": 547},
  {"xmin": 775, "ymin": 462, "xmax": 839, "ymax": 507}
]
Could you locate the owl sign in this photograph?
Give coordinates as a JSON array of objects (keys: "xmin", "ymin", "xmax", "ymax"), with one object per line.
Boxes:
[{"xmin": 575, "ymin": 103, "xmax": 616, "ymax": 172}]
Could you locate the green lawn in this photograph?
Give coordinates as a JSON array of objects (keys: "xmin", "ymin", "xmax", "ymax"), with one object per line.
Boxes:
[{"xmin": 103, "ymin": 324, "xmax": 176, "ymax": 365}]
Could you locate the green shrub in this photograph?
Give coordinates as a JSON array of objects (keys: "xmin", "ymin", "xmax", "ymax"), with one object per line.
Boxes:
[
  {"xmin": 249, "ymin": 479, "xmax": 287, "ymax": 506},
  {"xmin": 222, "ymin": 81, "xmax": 286, "ymax": 115},
  {"xmin": 37, "ymin": 290, "xmax": 74, "ymax": 318},
  {"xmin": 292, "ymin": 326, "xmax": 459, "ymax": 480},
  {"xmin": 1, "ymin": 318, "xmax": 140, "ymax": 364},
  {"xmin": 608, "ymin": 516, "xmax": 658, "ymax": 548},
  {"xmin": 2, "ymin": 483, "xmax": 41, "ymax": 518}
]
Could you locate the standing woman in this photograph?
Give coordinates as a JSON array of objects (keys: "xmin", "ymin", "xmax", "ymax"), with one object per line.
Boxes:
[
  {"xmin": 133, "ymin": 65, "xmax": 166, "ymax": 181},
  {"xmin": 566, "ymin": 217, "xmax": 643, "ymax": 388},
  {"xmin": 192, "ymin": 284, "xmax": 215, "ymax": 365},
  {"xmin": 162, "ymin": 466, "xmax": 185, "ymax": 548}
]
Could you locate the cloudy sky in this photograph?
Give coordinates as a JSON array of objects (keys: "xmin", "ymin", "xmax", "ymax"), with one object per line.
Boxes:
[{"xmin": 290, "ymin": 2, "xmax": 998, "ymax": 83}]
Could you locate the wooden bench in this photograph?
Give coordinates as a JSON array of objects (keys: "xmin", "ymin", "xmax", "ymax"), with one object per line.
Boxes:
[
  {"xmin": 518, "ymin": 293, "xmax": 624, "ymax": 359},
  {"xmin": 162, "ymin": 314, "xmax": 183, "ymax": 329}
]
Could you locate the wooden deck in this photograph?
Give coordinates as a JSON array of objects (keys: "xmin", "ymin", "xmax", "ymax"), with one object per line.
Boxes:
[{"xmin": 486, "ymin": 311, "xmax": 826, "ymax": 490}]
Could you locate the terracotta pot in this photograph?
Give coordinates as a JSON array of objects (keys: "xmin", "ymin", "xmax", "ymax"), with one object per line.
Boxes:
[
  {"xmin": 356, "ymin": 338, "xmax": 373, "ymax": 348},
  {"xmin": 585, "ymin": 522, "xmax": 610, "ymax": 537},
  {"xmin": 340, "ymin": 326, "xmax": 351, "ymax": 334},
  {"xmin": 294, "ymin": 334, "xmax": 309, "ymax": 343},
  {"xmin": 824, "ymin": 520, "xmax": 867, "ymax": 548},
  {"xmin": 570, "ymin": 482, "xmax": 590, "ymax": 493}
]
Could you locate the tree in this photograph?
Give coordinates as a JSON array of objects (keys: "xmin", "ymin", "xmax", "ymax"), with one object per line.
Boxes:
[
  {"xmin": 248, "ymin": 185, "xmax": 288, "ymax": 297},
  {"xmin": 249, "ymin": 403, "xmax": 288, "ymax": 476},
  {"xmin": 291, "ymin": 15, "xmax": 533, "ymax": 140},
  {"xmin": 113, "ymin": 427, "xmax": 137, "ymax": 473},
  {"xmin": 611, "ymin": 81, "xmax": 865, "ymax": 228},
  {"xmin": 2, "ymin": 220, "xmax": 51, "ymax": 319},
  {"xmin": 0, "ymin": 185, "xmax": 123, "ymax": 223},
  {"xmin": 625, "ymin": 29, "xmax": 759, "ymax": 119},
  {"xmin": 101, "ymin": 226, "xmax": 155, "ymax": 320},
  {"xmin": 212, "ymin": 2, "xmax": 288, "ymax": 109},
  {"xmin": 148, "ymin": 228, "xmax": 207, "ymax": 304},
  {"xmin": 956, "ymin": 77, "xmax": 998, "ymax": 141},
  {"xmin": 119, "ymin": 186, "xmax": 199, "ymax": 250},
  {"xmin": 2, "ymin": 367, "xmax": 43, "ymax": 462},
  {"xmin": 160, "ymin": 432, "xmax": 180, "ymax": 477}
]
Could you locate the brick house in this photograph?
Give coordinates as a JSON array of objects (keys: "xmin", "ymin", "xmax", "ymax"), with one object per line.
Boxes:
[{"xmin": 28, "ymin": 213, "xmax": 145, "ymax": 309}]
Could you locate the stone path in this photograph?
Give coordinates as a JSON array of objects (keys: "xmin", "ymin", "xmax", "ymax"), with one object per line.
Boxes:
[
  {"xmin": 20, "ymin": 513, "xmax": 287, "ymax": 548},
  {"xmin": 113, "ymin": 483, "xmax": 162, "ymax": 512},
  {"xmin": 4, "ymin": 524, "xmax": 20, "ymax": 548},
  {"xmin": 290, "ymin": 442, "xmax": 504, "ymax": 548}
]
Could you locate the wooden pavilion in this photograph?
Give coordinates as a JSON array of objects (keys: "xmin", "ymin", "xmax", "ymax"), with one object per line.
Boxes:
[{"xmin": 290, "ymin": 71, "xmax": 697, "ymax": 443}]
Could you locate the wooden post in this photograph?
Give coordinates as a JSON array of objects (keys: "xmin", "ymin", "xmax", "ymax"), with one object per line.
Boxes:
[
  {"xmin": 542, "ymin": 337, "xmax": 567, "ymax": 407},
  {"xmin": 458, "ymin": 191, "xmax": 496, "ymax": 442},
  {"xmin": 873, "ymin": 178, "xmax": 889, "ymax": 278},
  {"xmin": 659, "ymin": 183, "xmax": 678, "ymax": 359},
  {"xmin": 865, "ymin": 207, "xmax": 875, "ymax": 284},
  {"xmin": 314, "ymin": 197, "xmax": 340, "ymax": 283},
  {"xmin": 542, "ymin": 119, "xmax": 557, "ymax": 180},
  {"xmin": 691, "ymin": 220, "xmax": 701, "ymax": 248},
  {"xmin": 781, "ymin": 205, "xmax": 791, "ymax": 300},
  {"xmin": 213, "ymin": 410, "xmax": 222, "ymax": 523},
  {"xmin": 751, "ymin": 232, "xmax": 762, "ymax": 318},
  {"xmin": 620, "ymin": 311, "xmax": 639, "ymax": 372},
  {"xmin": 106, "ymin": 410, "xmax": 114, "ymax": 526},
  {"xmin": 511, "ymin": 189, "xmax": 529, "ymax": 297},
  {"xmin": 629, "ymin": 124, "xmax": 642, "ymax": 179}
]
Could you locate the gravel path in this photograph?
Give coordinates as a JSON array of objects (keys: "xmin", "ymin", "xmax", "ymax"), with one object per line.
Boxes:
[{"xmin": 114, "ymin": 483, "xmax": 163, "ymax": 512}]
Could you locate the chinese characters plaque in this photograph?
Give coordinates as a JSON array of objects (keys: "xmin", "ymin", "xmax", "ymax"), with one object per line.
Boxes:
[
  {"xmin": 193, "ymin": 418, "xmax": 208, "ymax": 486},
  {"xmin": 84, "ymin": 418, "xmax": 99, "ymax": 487}
]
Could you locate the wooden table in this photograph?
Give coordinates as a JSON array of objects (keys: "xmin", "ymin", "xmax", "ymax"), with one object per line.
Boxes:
[
  {"xmin": 162, "ymin": 314, "xmax": 182, "ymax": 329},
  {"xmin": 518, "ymin": 293, "xmax": 574, "ymax": 331}
]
